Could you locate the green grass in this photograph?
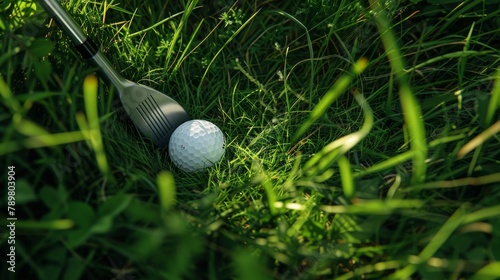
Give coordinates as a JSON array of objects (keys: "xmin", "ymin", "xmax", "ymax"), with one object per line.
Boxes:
[{"xmin": 2, "ymin": 0, "xmax": 500, "ymax": 279}]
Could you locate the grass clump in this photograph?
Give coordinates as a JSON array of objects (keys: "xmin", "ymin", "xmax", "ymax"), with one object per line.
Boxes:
[{"xmin": 1, "ymin": 0, "xmax": 500, "ymax": 279}]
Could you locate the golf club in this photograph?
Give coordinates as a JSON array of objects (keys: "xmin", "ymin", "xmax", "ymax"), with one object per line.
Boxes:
[{"xmin": 38, "ymin": 0, "xmax": 190, "ymax": 147}]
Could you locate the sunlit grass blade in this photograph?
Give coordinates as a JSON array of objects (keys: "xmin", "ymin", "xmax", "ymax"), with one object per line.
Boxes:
[
  {"xmin": 0, "ymin": 76, "xmax": 21, "ymax": 113},
  {"xmin": 428, "ymin": 133, "xmax": 468, "ymax": 148},
  {"xmin": 157, "ymin": 171, "xmax": 176, "ymax": 211},
  {"xmin": 354, "ymin": 150, "xmax": 415, "ymax": 179},
  {"xmin": 17, "ymin": 219, "xmax": 75, "ymax": 230},
  {"xmin": 369, "ymin": 0, "xmax": 427, "ymax": 184},
  {"xmin": 338, "ymin": 155, "xmax": 354, "ymax": 198},
  {"xmin": 79, "ymin": 75, "xmax": 110, "ymax": 178},
  {"xmin": 172, "ymin": 18, "xmax": 204, "ymax": 73},
  {"xmin": 303, "ymin": 89, "xmax": 373, "ymax": 176},
  {"xmin": 286, "ymin": 194, "xmax": 316, "ymax": 237},
  {"xmin": 386, "ymin": 174, "xmax": 403, "ymax": 200},
  {"xmin": 457, "ymin": 120, "xmax": 500, "ymax": 159},
  {"xmin": 164, "ymin": 0, "xmax": 199, "ymax": 70},
  {"xmin": 253, "ymin": 161, "xmax": 278, "ymax": 216},
  {"xmin": 318, "ymin": 199, "xmax": 424, "ymax": 215},
  {"xmin": 14, "ymin": 118, "xmax": 50, "ymax": 136},
  {"xmin": 434, "ymin": 1, "xmax": 471, "ymax": 34},
  {"xmin": 403, "ymin": 172, "xmax": 500, "ymax": 192},
  {"xmin": 469, "ymin": 262, "xmax": 500, "ymax": 280},
  {"xmin": 0, "ymin": 131, "xmax": 86, "ymax": 155},
  {"xmin": 462, "ymin": 205, "xmax": 500, "ymax": 225},
  {"xmin": 336, "ymin": 260, "xmax": 402, "ymax": 280},
  {"xmin": 293, "ymin": 58, "xmax": 368, "ymax": 143},
  {"xmin": 484, "ymin": 67, "xmax": 500, "ymax": 127}
]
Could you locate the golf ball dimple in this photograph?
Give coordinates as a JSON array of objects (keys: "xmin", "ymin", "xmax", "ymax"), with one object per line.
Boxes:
[{"xmin": 168, "ymin": 120, "xmax": 225, "ymax": 172}]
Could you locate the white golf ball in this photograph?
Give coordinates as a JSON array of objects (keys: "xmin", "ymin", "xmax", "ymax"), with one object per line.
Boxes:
[{"xmin": 168, "ymin": 120, "xmax": 225, "ymax": 172}]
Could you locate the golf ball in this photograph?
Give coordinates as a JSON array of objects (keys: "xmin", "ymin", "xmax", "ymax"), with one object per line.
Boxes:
[{"xmin": 168, "ymin": 120, "xmax": 225, "ymax": 172}]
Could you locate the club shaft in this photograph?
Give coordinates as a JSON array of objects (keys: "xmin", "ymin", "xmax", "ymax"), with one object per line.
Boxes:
[
  {"xmin": 39, "ymin": 0, "xmax": 127, "ymax": 92},
  {"xmin": 39, "ymin": 0, "xmax": 87, "ymax": 44}
]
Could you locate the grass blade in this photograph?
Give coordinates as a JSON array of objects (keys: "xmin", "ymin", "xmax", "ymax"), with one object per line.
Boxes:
[
  {"xmin": 354, "ymin": 150, "xmax": 415, "ymax": 179},
  {"xmin": 17, "ymin": 219, "xmax": 75, "ymax": 230},
  {"xmin": 484, "ymin": 67, "xmax": 500, "ymax": 127},
  {"xmin": 81, "ymin": 75, "xmax": 111, "ymax": 178},
  {"xmin": 469, "ymin": 262, "xmax": 500, "ymax": 280},
  {"xmin": 462, "ymin": 205, "xmax": 500, "ymax": 224},
  {"xmin": 0, "ymin": 130, "xmax": 86, "ymax": 155},
  {"xmin": 369, "ymin": 0, "xmax": 427, "ymax": 184},
  {"xmin": 127, "ymin": 10, "xmax": 188, "ymax": 38},
  {"xmin": 319, "ymin": 199, "xmax": 424, "ymax": 214},
  {"xmin": 418, "ymin": 204, "xmax": 468, "ymax": 261},
  {"xmin": 157, "ymin": 171, "xmax": 176, "ymax": 211},
  {"xmin": 338, "ymin": 155, "xmax": 354, "ymax": 198},
  {"xmin": 286, "ymin": 194, "xmax": 316, "ymax": 237},
  {"xmin": 303, "ymin": 89, "xmax": 373, "ymax": 176},
  {"xmin": 388, "ymin": 203, "xmax": 468, "ymax": 279},
  {"xmin": 172, "ymin": 18, "xmax": 205, "ymax": 73},
  {"xmin": 163, "ymin": 0, "xmax": 200, "ymax": 70},
  {"xmin": 405, "ymin": 50, "xmax": 492, "ymax": 73},
  {"xmin": 267, "ymin": 10, "xmax": 314, "ymax": 106},
  {"xmin": 200, "ymin": 10, "xmax": 260, "ymax": 87},
  {"xmin": 458, "ymin": 22, "xmax": 475, "ymax": 88},
  {"xmin": 293, "ymin": 58, "xmax": 368, "ymax": 143},
  {"xmin": 403, "ymin": 172, "xmax": 500, "ymax": 192},
  {"xmin": 457, "ymin": 120, "xmax": 500, "ymax": 159}
]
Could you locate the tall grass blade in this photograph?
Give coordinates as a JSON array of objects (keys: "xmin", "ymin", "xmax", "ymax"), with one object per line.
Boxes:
[
  {"xmin": 484, "ymin": 67, "xmax": 500, "ymax": 127},
  {"xmin": 293, "ymin": 58, "xmax": 368, "ymax": 143},
  {"xmin": 164, "ymin": 0, "xmax": 199, "ymax": 70},
  {"xmin": 388, "ymin": 203, "xmax": 468, "ymax": 279},
  {"xmin": 338, "ymin": 155, "xmax": 354, "ymax": 198},
  {"xmin": 267, "ymin": 10, "xmax": 314, "ymax": 106},
  {"xmin": 469, "ymin": 262, "xmax": 500, "ymax": 280},
  {"xmin": 457, "ymin": 120, "xmax": 500, "ymax": 158},
  {"xmin": 303, "ymin": 89, "xmax": 373, "ymax": 176},
  {"xmin": 354, "ymin": 150, "xmax": 415, "ymax": 179},
  {"xmin": 458, "ymin": 22, "xmax": 475, "ymax": 88},
  {"xmin": 405, "ymin": 50, "xmax": 492, "ymax": 73},
  {"xmin": 319, "ymin": 199, "xmax": 424, "ymax": 214},
  {"xmin": 157, "ymin": 171, "xmax": 176, "ymax": 211},
  {"xmin": 172, "ymin": 18, "xmax": 204, "ymax": 73},
  {"xmin": 17, "ymin": 219, "xmax": 75, "ymax": 230},
  {"xmin": 418, "ymin": 204, "xmax": 467, "ymax": 261},
  {"xmin": 200, "ymin": 10, "xmax": 260, "ymax": 87},
  {"xmin": 127, "ymin": 10, "xmax": 187, "ymax": 38},
  {"xmin": 403, "ymin": 172, "xmax": 500, "ymax": 191},
  {"xmin": 462, "ymin": 205, "xmax": 500, "ymax": 224},
  {"xmin": 81, "ymin": 75, "xmax": 111, "ymax": 178},
  {"xmin": 286, "ymin": 194, "xmax": 316, "ymax": 237},
  {"xmin": 369, "ymin": 0, "xmax": 427, "ymax": 184}
]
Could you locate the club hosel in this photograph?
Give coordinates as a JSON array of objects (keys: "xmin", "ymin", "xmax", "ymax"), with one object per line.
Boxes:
[{"xmin": 88, "ymin": 51, "xmax": 128, "ymax": 95}]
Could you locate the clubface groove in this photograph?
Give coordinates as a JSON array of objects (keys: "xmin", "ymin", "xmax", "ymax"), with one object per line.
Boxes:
[{"xmin": 136, "ymin": 96, "xmax": 173, "ymax": 141}]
